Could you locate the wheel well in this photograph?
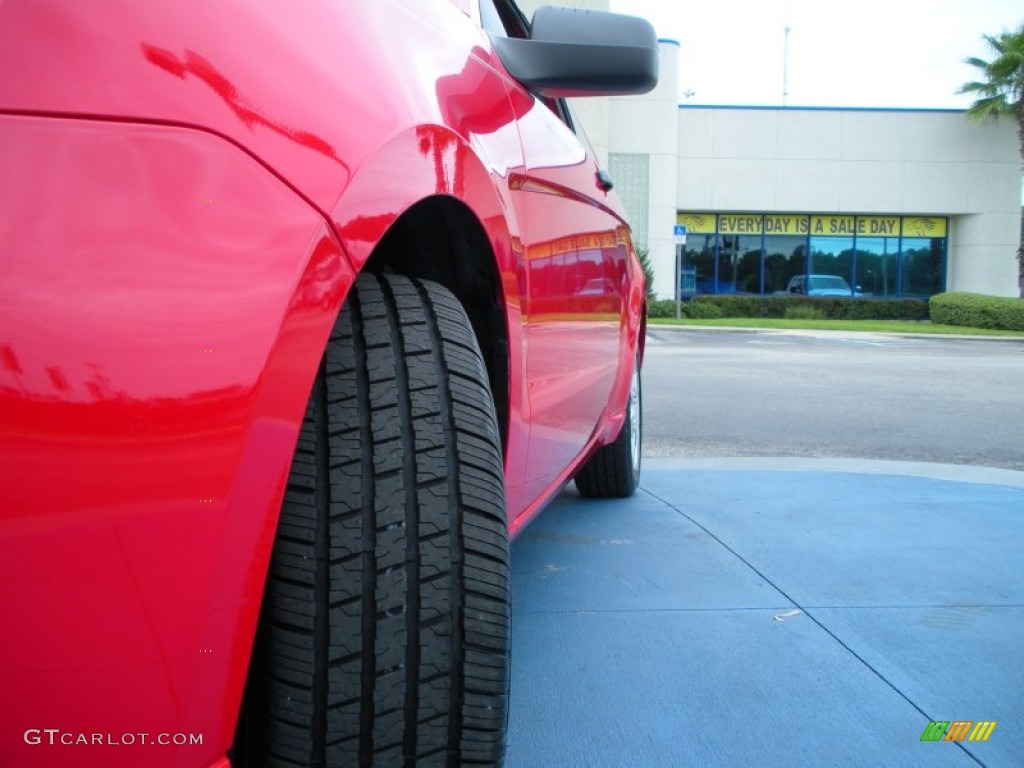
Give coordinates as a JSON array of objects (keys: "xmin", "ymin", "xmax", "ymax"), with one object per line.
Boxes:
[{"xmin": 363, "ymin": 196, "xmax": 510, "ymax": 454}]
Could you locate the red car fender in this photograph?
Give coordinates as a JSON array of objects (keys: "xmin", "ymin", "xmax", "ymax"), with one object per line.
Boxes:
[
  {"xmin": 329, "ymin": 119, "xmax": 532, "ymax": 482},
  {"xmin": 0, "ymin": 115, "xmax": 354, "ymax": 768}
]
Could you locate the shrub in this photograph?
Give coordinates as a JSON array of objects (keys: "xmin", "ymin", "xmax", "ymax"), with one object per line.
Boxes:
[
  {"xmin": 696, "ymin": 295, "xmax": 775, "ymax": 317},
  {"xmin": 783, "ymin": 304, "xmax": 826, "ymax": 320},
  {"xmin": 648, "ymin": 294, "xmax": 932, "ymax": 321},
  {"xmin": 929, "ymin": 292, "xmax": 1024, "ymax": 331},
  {"xmin": 646, "ymin": 299, "xmax": 724, "ymax": 319},
  {"xmin": 636, "ymin": 248, "xmax": 657, "ymax": 304},
  {"xmin": 683, "ymin": 300, "xmax": 723, "ymax": 319},
  {"xmin": 647, "ymin": 299, "xmax": 677, "ymax": 318},
  {"xmin": 690, "ymin": 295, "xmax": 928, "ymax": 321},
  {"xmin": 833, "ymin": 298, "xmax": 929, "ymax": 321}
]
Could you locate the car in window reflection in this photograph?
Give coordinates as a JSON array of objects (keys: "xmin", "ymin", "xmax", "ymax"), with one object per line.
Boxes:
[
  {"xmin": 578, "ymin": 277, "xmax": 618, "ymax": 296},
  {"xmin": 786, "ymin": 274, "xmax": 860, "ymax": 297}
]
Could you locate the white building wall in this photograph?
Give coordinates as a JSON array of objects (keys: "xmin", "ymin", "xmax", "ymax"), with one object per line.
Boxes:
[
  {"xmin": 569, "ymin": 98, "xmax": 610, "ymax": 170},
  {"xmin": 609, "ymin": 41, "xmax": 680, "ymax": 299},
  {"xmin": 674, "ymin": 107, "xmax": 1020, "ymax": 297},
  {"xmin": 954, "ymin": 215, "xmax": 1021, "ymax": 295},
  {"xmin": 508, "ymin": 2, "xmax": 1021, "ymax": 298},
  {"xmin": 517, "ymin": 0, "xmax": 607, "ymax": 15}
]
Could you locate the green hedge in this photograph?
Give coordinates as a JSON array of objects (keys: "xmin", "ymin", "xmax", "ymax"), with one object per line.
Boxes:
[
  {"xmin": 648, "ymin": 295, "xmax": 929, "ymax": 321},
  {"xmin": 783, "ymin": 304, "xmax": 826, "ymax": 320},
  {"xmin": 929, "ymin": 292, "xmax": 1024, "ymax": 331},
  {"xmin": 647, "ymin": 299, "xmax": 724, "ymax": 319},
  {"xmin": 648, "ymin": 299, "xmax": 680, "ymax": 318}
]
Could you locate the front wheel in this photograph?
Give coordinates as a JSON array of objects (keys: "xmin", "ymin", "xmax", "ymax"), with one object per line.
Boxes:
[
  {"xmin": 573, "ymin": 355, "xmax": 641, "ymax": 498},
  {"xmin": 236, "ymin": 273, "xmax": 509, "ymax": 767}
]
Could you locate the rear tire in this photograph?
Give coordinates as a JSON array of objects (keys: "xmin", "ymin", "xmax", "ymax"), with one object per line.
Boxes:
[
  {"xmin": 573, "ymin": 356, "xmax": 641, "ymax": 498},
  {"xmin": 236, "ymin": 273, "xmax": 509, "ymax": 767}
]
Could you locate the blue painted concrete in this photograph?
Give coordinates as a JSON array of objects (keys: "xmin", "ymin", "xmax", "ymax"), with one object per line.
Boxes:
[{"xmin": 508, "ymin": 464, "xmax": 1024, "ymax": 767}]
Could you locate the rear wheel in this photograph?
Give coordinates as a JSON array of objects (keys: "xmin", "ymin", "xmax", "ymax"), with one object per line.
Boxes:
[
  {"xmin": 573, "ymin": 356, "xmax": 641, "ymax": 498},
  {"xmin": 236, "ymin": 273, "xmax": 509, "ymax": 767}
]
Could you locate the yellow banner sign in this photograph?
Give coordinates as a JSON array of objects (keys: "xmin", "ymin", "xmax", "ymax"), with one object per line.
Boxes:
[
  {"xmin": 855, "ymin": 216, "xmax": 899, "ymax": 237},
  {"xmin": 677, "ymin": 213, "xmax": 716, "ymax": 234},
  {"xmin": 718, "ymin": 214, "xmax": 763, "ymax": 235},
  {"xmin": 811, "ymin": 215, "xmax": 856, "ymax": 235},
  {"xmin": 901, "ymin": 217, "xmax": 947, "ymax": 238},
  {"xmin": 764, "ymin": 215, "xmax": 810, "ymax": 235},
  {"xmin": 574, "ymin": 232, "xmax": 616, "ymax": 250},
  {"xmin": 677, "ymin": 212, "xmax": 949, "ymax": 239},
  {"xmin": 550, "ymin": 236, "xmax": 574, "ymax": 255}
]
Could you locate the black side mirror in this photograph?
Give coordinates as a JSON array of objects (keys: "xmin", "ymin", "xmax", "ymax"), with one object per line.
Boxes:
[{"xmin": 491, "ymin": 6, "xmax": 659, "ymax": 98}]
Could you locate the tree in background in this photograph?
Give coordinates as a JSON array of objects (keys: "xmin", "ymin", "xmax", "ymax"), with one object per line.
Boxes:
[
  {"xmin": 637, "ymin": 248, "xmax": 657, "ymax": 303},
  {"xmin": 958, "ymin": 23, "xmax": 1024, "ymax": 296}
]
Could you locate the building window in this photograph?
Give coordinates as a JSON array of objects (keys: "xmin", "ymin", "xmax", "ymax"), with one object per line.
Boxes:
[
  {"xmin": 676, "ymin": 213, "xmax": 717, "ymax": 293},
  {"xmin": 719, "ymin": 236, "xmax": 763, "ymax": 294},
  {"xmin": 808, "ymin": 236, "xmax": 854, "ymax": 290},
  {"xmin": 900, "ymin": 238, "xmax": 946, "ymax": 297},
  {"xmin": 608, "ymin": 154, "xmax": 649, "ymax": 249},
  {"xmin": 854, "ymin": 238, "xmax": 899, "ymax": 297},
  {"xmin": 683, "ymin": 233, "xmax": 716, "ymax": 294},
  {"xmin": 764, "ymin": 236, "xmax": 807, "ymax": 294},
  {"xmin": 676, "ymin": 212, "xmax": 948, "ymax": 299}
]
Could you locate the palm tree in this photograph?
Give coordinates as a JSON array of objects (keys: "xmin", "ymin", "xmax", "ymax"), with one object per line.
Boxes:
[{"xmin": 958, "ymin": 23, "xmax": 1024, "ymax": 295}]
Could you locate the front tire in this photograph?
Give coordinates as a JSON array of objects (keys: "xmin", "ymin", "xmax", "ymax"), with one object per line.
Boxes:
[
  {"xmin": 573, "ymin": 356, "xmax": 641, "ymax": 498},
  {"xmin": 237, "ymin": 273, "xmax": 509, "ymax": 767}
]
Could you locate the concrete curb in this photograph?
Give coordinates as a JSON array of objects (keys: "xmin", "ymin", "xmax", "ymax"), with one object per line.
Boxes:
[
  {"xmin": 642, "ymin": 456, "xmax": 1024, "ymax": 488},
  {"xmin": 646, "ymin": 323, "xmax": 1024, "ymax": 342}
]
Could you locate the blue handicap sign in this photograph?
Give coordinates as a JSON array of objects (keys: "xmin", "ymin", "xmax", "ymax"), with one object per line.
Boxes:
[{"xmin": 673, "ymin": 224, "xmax": 688, "ymax": 236}]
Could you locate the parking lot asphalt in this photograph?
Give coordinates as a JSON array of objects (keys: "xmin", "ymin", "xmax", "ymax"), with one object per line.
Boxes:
[
  {"xmin": 642, "ymin": 327, "xmax": 1024, "ymax": 471},
  {"xmin": 506, "ymin": 458, "xmax": 1024, "ymax": 768}
]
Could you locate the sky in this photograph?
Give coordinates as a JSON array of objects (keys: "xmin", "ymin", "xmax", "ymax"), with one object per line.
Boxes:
[{"xmin": 609, "ymin": 0, "xmax": 1023, "ymax": 109}]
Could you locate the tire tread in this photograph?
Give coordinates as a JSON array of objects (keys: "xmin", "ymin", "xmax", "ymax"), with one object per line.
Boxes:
[{"xmin": 238, "ymin": 273, "xmax": 508, "ymax": 767}]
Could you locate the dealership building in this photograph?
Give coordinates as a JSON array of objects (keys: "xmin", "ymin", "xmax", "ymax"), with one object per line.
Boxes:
[{"xmin": 519, "ymin": 1, "xmax": 1023, "ymax": 300}]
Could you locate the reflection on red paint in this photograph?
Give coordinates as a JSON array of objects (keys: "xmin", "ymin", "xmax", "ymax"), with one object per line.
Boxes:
[
  {"xmin": 0, "ymin": 112, "xmax": 352, "ymax": 768},
  {"xmin": 0, "ymin": 1, "xmax": 647, "ymax": 765},
  {"xmin": 142, "ymin": 43, "xmax": 349, "ymax": 171}
]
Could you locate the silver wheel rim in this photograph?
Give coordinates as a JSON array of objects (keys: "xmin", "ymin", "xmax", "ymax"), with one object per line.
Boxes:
[{"xmin": 629, "ymin": 363, "xmax": 641, "ymax": 474}]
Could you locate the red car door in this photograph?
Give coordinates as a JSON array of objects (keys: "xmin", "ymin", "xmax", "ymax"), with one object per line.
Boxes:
[
  {"xmin": 477, "ymin": 0, "xmax": 634, "ymax": 512},
  {"xmin": 510, "ymin": 92, "xmax": 628, "ymax": 504}
]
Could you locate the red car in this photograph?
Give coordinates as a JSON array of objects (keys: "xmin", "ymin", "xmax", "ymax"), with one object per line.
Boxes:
[{"xmin": 0, "ymin": 1, "xmax": 655, "ymax": 766}]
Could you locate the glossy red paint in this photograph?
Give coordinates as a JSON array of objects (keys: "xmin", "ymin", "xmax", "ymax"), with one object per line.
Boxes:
[
  {"xmin": 0, "ymin": 114, "xmax": 353, "ymax": 768},
  {"xmin": 0, "ymin": 1, "xmax": 645, "ymax": 766}
]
